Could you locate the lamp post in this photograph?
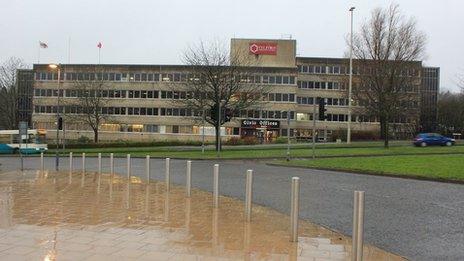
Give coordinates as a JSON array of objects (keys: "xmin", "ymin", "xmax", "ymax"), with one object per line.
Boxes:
[
  {"xmin": 286, "ymin": 111, "xmax": 291, "ymax": 161},
  {"xmin": 49, "ymin": 63, "xmax": 61, "ymax": 171},
  {"xmin": 347, "ymin": 7, "xmax": 355, "ymax": 144},
  {"xmin": 217, "ymin": 99, "xmax": 225, "ymax": 158}
]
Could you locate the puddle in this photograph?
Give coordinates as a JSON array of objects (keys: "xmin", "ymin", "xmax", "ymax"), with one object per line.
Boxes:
[{"xmin": 0, "ymin": 170, "xmax": 404, "ymax": 260}]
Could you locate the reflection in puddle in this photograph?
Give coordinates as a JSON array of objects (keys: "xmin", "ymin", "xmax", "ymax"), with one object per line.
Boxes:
[{"xmin": 0, "ymin": 171, "xmax": 404, "ymax": 260}]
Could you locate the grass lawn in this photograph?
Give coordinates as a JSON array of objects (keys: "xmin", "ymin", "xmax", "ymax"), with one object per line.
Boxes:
[
  {"xmin": 45, "ymin": 144, "xmax": 464, "ymax": 159},
  {"xmin": 274, "ymin": 154, "xmax": 464, "ymax": 182}
]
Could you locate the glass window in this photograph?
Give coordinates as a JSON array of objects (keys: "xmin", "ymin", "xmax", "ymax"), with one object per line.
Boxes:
[
  {"xmin": 141, "ymin": 73, "xmax": 147, "ymax": 81},
  {"xmin": 283, "ymin": 76, "xmax": 289, "ymax": 84},
  {"xmin": 275, "ymin": 93, "xmax": 282, "ymax": 101},
  {"xmin": 262, "ymin": 76, "xmax": 269, "ymax": 83},
  {"xmin": 135, "ymin": 73, "xmax": 141, "ymax": 81},
  {"xmin": 289, "ymin": 94, "xmax": 295, "ymax": 102},
  {"xmin": 282, "ymin": 94, "xmax": 289, "ymax": 102},
  {"xmin": 269, "ymin": 76, "xmax": 275, "ymax": 84},
  {"xmin": 276, "ymin": 76, "xmax": 282, "ymax": 84}
]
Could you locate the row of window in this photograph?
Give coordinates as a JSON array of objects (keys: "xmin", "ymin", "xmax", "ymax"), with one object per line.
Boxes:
[
  {"xmin": 298, "ymin": 65, "xmax": 357, "ymax": 75},
  {"xmin": 33, "ymin": 105, "xmax": 296, "ymax": 120},
  {"xmin": 297, "ymin": 81, "xmax": 346, "ymax": 90},
  {"xmin": 297, "ymin": 97, "xmax": 350, "ymax": 106},
  {"xmin": 35, "ymin": 71, "xmax": 296, "ymax": 85},
  {"xmin": 34, "ymin": 89, "xmax": 297, "ymax": 103}
]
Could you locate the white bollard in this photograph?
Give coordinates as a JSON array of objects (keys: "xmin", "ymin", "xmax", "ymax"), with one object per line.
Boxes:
[
  {"xmin": 213, "ymin": 164, "xmax": 219, "ymax": 208},
  {"xmin": 82, "ymin": 153, "xmax": 86, "ymax": 173},
  {"xmin": 40, "ymin": 152, "xmax": 44, "ymax": 172},
  {"xmin": 165, "ymin": 158, "xmax": 170, "ymax": 192},
  {"xmin": 126, "ymin": 154, "xmax": 131, "ymax": 180},
  {"xmin": 146, "ymin": 155, "xmax": 150, "ymax": 182},
  {"xmin": 290, "ymin": 177, "xmax": 300, "ymax": 242},
  {"xmin": 109, "ymin": 153, "xmax": 114, "ymax": 178},
  {"xmin": 186, "ymin": 160, "xmax": 192, "ymax": 197},
  {"xmin": 245, "ymin": 169, "xmax": 253, "ymax": 222},
  {"xmin": 352, "ymin": 191, "xmax": 365, "ymax": 261}
]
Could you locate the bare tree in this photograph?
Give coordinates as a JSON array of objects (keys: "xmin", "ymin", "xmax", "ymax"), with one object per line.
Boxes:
[
  {"xmin": 350, "ymin": 4, "xmax": 426, "ymax": 147},
  {"xmin": 65, "ymin": 66, "xmax": 111, "ymax": 143},
  {"xmin": 437, "ymin": 90, "xmax": 464, "ymax": 135},
  {"xmin": 177, "ymin": 41, "xmax": 267, "ymax": 150},
  {"xmin": 0, "ymin": 57, "xmax": 28, "ymax": 129}
]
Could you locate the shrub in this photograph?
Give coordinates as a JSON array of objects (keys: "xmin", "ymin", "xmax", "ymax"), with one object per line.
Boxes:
[
  {"xmin": 224, "ymin": 137, "xmax": 244, "ymax": 145},
  {"xmin": 242, "ymin": 136, "xmax": 259, "ymax": 145},
  {"xmin": 273, "ymin": 137, "xmax": 288, "ymax": 144},
  {"xmin": 77, "ymin": 135, "xmax": 92, "ymax": 144}
]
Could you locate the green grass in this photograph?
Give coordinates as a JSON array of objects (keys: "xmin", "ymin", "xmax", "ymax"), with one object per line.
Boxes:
[
  {"xmin": 46, "ymin": 144, "xmax": 464, "ymax": 159},
  {"xmin": 274, "ymin": 154, "xmax": 464, "ymax": 182}
]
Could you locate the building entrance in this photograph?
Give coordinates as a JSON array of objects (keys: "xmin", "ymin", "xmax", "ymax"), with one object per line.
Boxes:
[{"xmin": 240, "ymin": 119, "xmax": 280, "ymax": 143}]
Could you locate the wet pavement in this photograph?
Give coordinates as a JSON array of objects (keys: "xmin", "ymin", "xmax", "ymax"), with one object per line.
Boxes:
[{"xmin": 0, "ymin": 169, "xmax": 403, "ymax": 260}]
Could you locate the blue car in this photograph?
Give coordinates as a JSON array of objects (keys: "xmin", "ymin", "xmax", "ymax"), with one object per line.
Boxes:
[{"xmin": 413, "ymin": 133, "xmax": 455, "ymax": 147}]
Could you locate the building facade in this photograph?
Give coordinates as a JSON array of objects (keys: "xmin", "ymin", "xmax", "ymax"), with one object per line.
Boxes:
[
  {"xmin": 29, "ymin": 38, "xmax": 439, "ymax": 142},
  {"xmin": 420, "ymin": 67, "xmax": 440, "ymax": 132}
]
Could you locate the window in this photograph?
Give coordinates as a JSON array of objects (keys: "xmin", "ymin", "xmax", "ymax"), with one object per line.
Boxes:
[
  {"xmin": 282, "ymin": 94, "xmax": 289, "ymax": 102},
  {"xmin": 283, "ymin": 76, "xmax": 289, "ymax": 84}
]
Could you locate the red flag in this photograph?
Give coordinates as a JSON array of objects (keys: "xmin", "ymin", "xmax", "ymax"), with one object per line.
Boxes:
[
  {"xmin": 97, "ymin": 42, "xmax": 102, "ymax": 48},
  {"xmin": 39, "ymin": 41, "xmax": 48, "ymax": 48}
]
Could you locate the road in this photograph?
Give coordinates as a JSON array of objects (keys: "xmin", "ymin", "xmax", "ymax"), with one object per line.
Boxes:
[{"xmin": 1, "ymin": 155, "xmax": 463, "ymax": 260}]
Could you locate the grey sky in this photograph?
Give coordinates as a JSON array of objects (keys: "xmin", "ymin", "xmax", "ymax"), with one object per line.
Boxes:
[{"xmin": 1, "ymin": 0, "xmax": 462, "ymax": 91}]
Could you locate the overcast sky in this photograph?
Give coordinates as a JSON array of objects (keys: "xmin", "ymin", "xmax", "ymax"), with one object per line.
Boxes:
[{"xmin": 1, "ymin": 0, "xmax": 462, "ymax": 91}]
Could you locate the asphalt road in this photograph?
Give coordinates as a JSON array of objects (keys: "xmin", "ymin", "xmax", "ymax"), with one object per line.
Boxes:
[{"xmin": 1, "ymin": 155, "xmax": 463, "ymax": 260}]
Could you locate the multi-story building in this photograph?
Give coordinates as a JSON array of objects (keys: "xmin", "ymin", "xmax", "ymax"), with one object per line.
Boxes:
[
  {"xmin": 16, "ymin": 69, "xmax": 35, "ymax": 127},
  {"xmin": 29, "ymin": 38, "xmax": 439, "ymax": 142},
  {"xmin": 420, "ymin": 67, "xmax": 440, "ymax": 132}
]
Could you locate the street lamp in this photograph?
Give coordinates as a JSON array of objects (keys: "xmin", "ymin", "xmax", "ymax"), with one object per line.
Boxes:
[
  {"xmin": 285, "ymin": 111, "xmax": 291, "ymax": 161},
  {"xmin": 49, "ymin": 63, "xmax": 61, "ymax": 171},
  {"xmin": 217, "ymin": 99, "xmax": 226, "ymax": 158},
  {"xmin": 347, "ymin": 6, "xmax": 355, "ymax": 144}
]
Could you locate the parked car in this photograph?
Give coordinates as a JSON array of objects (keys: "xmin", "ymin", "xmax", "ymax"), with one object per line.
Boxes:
[{"xmin": 413, "ymin": 133, "xmax": 456, "ymax": 147}]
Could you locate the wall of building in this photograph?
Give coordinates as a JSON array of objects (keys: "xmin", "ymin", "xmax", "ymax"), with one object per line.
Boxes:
[{"xmin": 29, "ymin": 38, "xmax": 438, "ymax": 142}]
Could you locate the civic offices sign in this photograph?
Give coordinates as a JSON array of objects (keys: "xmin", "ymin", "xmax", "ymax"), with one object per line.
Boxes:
[
  {"xmin": 241, "ymin": 119, "xmax": 280, "ymax": 129},
  {"xmin": 249, "ymin": 42, "xmax": 277, "ymax": 55}
]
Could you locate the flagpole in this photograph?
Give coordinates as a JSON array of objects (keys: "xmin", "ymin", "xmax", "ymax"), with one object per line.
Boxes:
[
  {"xmin": 67, "ymin": 37, "xmax": 71, "ymax": 64},
  {"xmin": 37, "ymin": 43, "xmax": 40, "ymax": 64},
  {"xmin": 98, "ymin": 48, "xmax": 101, "ymax": 64}
]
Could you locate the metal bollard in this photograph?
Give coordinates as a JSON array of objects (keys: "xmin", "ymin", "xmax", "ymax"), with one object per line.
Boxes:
[
  {"xmin": 82, "ymin": 153, "xmax": 86, "ymax": 173},
  {"xmin": 126, "ymin": 154, "xmax": 131, "ymax": 180},
  {"xmin": 245, "ymin": 169, "xmax": 253, "ymax": 222},
  {"xmin": 186, "ymin": 160, "xmax": 192, "ymax": 197},
  {"xmin": 68, "ymin": 152, "xmax": 73, "ymax": 183},
  {"xmin": 213, "ymin": 164, "xmax": 219, "ymax": 208},
  {"xmin": 40, "ymin": 152, "xmax": 44, "ymax": 172},
  {"xmin": 165, "ymin": 158, "xmax": 170, "ymax": 191},
  {"xmin": 97, "ymin": 153, "xmax": 102, "ymax": 190},
  {"xmin": 69, "ymin": 152, "xmax": 73, "ymax": 173},
  {"xmin": 352, "ymin": 191, "xmax": 365, "ymax": 261},
  {"xmin": 290, "ymin": 177, "xmax": 300, "ymax": 242},
  {"xmin": 109, "ymin": 153, "xmax": 114, "ymax": 178},
  {"xmin": 146, "ymin": 155, "xmax": 150, "ymax": 182},
  {"xmin": 98, "ymin": 153, "xmax": 102, "ymax": 175}
]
